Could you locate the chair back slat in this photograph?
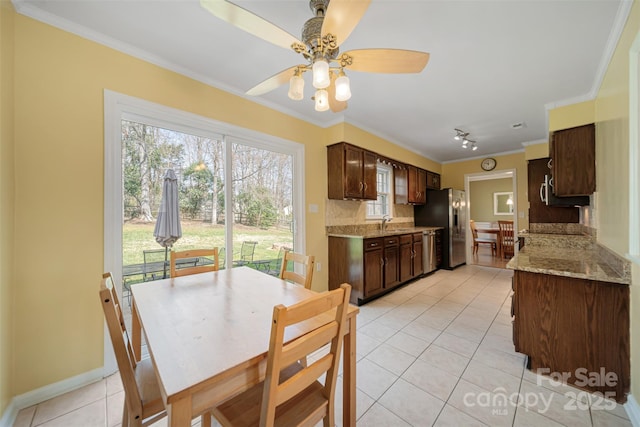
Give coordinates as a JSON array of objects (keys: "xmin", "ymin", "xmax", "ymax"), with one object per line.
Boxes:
[
  {"xmin": 279, "ymin": 251, "xmax": 315, "ymax": 290},
  {"xmin": 279, "ymin": 322, "xmax": 338, "ymax": 368},
  {"xmin": 258, "ymin": 283, "xmax": 351, "ymax": 426},
  {"xmin": 170, "ymin": 248, "xmax": 219, "ymax": 278},
  {"xmin": 100, "ymin": 275, "xmax": 143, "ymax": 419},
  {"xmin": 498, "ymin": 220, "xmax": 515, "ymax": 258}
]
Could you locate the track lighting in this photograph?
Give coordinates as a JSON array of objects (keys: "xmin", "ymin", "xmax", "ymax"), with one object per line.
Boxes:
[{"xmin": 454, "ymin": 129, "xmax": 478, "ymax": 151}]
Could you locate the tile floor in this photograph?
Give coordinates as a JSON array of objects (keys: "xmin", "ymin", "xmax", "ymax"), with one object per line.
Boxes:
[{"xmin": 13, "ymin": 265, "xmax": 632, "ymax": 426}]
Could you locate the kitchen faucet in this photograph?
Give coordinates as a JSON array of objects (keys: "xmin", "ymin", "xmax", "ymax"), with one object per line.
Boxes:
[{"xmin": 381, "ymin": 215, "xmax": 391, "ymax": 232}]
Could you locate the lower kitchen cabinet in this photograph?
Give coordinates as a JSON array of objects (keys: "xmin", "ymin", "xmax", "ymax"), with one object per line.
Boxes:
[
  {"xmin": 363, "ymin": 239, "xmax": 384, "ymax": 298},
  {"xmin": 512, "ymin": 270, "xmax": 629, "ymax": 402},
  {"xmin": 329, "ymin": 234, "xmax": 423, "ymax": 305}
]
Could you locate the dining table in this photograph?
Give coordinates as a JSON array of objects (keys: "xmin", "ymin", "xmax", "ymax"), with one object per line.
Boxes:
[
  {"xmin": 130, "ymin": 266, "xmax": 359, "ymax": 427},
  {"xmin": 476, "ymin": 227, "xmax": 502, "ymax": 258}
]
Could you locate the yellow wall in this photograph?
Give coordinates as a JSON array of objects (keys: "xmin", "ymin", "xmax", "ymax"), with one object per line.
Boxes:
[
  {"xmin": 0, "ymin": 0, "xmax": 15, "ymax": 416},
  {"xmin": 524, "ymin": 142, "xmax": 549, "ymax": 160},
  {"xmin": 593, "ymin": 0, "xmax": 640, "ymax": 400},
  {"xmin": 548, "ymin": 100, "xmax": 595, "ymax": 132},
  {"xmin": 442, "ymin": 152, "xmax": 529, "ymax": 230},
  {"xmin": 6, "ymin": 11, "xmax": 439, "ymax": 398},
  {"xmin": 469, "ymin": 179, "xmax": 513, "ymax": 222}
]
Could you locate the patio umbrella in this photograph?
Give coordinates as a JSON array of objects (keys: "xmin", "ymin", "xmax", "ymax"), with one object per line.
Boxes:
[{"xmin": 154, "ymin": 169, "xmax": 182, "ymax": 278}]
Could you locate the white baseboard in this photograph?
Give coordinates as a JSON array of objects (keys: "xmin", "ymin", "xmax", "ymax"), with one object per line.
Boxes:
[
  {"xmin": 0, "ymin": 367, "xmax": 104, "ymax": 427},
  {"xmin": 627, "ymin": 394, "xmax": 640, "ymax": 427}
]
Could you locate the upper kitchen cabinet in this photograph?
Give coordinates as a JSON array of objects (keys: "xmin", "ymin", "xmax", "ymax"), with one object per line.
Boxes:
[
  {"xmin": 394, "ymin": 166, "xmax": 409, "ymax": 204},
  {"xmin": 407, "ymin": 166, "xmax": 427, "ymax": 204},
  {"xmin": 528, "ymin": 158, "xmax": 579, "ymax": 223},
  {"xmin": 327, "ymin": 142, "xmax": 377, "ymax": 200},
  {"xmin": 550, "ymin": 124, "xmax": 595, "ymax": 196},
  {"xmin": 426, "ymin": 171, "xmax": 441, "ymax": 190}
]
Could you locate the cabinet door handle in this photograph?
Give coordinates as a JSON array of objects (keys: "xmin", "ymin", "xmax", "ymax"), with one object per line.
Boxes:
[
  {"xmin": 359, "ymin": 182, "xmax": 364, "ymax": 191},
  {"xmin": 547, "ymin": 158, "xmax": 552, "ymax": 169},
  {"xmin": 363, "ymin": 182, "xmax": 368, "ymax": 191},
  {"xmin": 380, "ymin": 257, "xmax": 384, "ymax": 266},
  {"xmin": 539, "ymin": 182, "xmax": 546, "ymax": 203}
]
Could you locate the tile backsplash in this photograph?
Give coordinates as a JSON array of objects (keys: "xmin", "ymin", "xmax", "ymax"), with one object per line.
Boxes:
[{"xmin": 325, "ymin": 199, "xmax": 414, "ymax": 227}]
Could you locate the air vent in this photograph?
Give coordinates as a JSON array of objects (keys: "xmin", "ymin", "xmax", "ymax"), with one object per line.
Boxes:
[{"xmin": 511, "ymin": 122, "xmax": 526, "ymax": 130}]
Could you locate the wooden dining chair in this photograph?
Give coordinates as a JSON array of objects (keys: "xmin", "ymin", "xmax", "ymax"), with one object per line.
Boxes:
[
  {"xmin": 470, "ymin": 220, "xmax": 497, "ymax": 256},
  {"xmin": 100, "ymin": 273, "xmax": 214, "ymax": 427},
  {"xmin": 212, "ymin": 283, "xmax": 352, "ymax": 427},
  {"xmin": 170, "ymin": 248, "xmax": 219, "ymax": 278},
  {"xmin": 279, "ymin": 250, "xmax": 315, "ymax": 290},
  {"xmin": 498, "ymin": 220, "xmax": 515, "ymax": 259}
]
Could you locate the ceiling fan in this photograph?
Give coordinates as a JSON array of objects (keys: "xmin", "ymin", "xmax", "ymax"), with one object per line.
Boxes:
[{"xmin": 200, "ymin": 0, "xmax": 430, "ymax": 112}]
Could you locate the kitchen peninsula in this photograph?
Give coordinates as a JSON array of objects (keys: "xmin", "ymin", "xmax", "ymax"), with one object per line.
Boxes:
[{"xmin": 508, "ymin": 231, "xmax": 631, "ymax": 402}]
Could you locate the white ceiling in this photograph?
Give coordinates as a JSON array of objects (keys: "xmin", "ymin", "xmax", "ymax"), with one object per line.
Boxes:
[{"xmin": 13, "ymin": 0, "xmax": 631, "ymax": 162}]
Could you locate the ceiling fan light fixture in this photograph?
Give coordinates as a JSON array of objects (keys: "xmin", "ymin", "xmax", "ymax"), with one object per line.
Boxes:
[
  {"xmin": 335, "ymin": 71, "xmax": 352, "ymax": 102},
  {"xmin": 288, "ymin": 71, "xmax": 305, "ymax": 101},
  {"xmin": 314, "ymin": 89, "xmax": 329, "ymax": 111},
  {"xmin": 312, "ymin": 58, "xmax": 330, "ymax": 89}
]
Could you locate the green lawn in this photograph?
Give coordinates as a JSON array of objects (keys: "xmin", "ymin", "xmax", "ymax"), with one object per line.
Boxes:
[{"xmin": 123, "ymin": 220, "xmax": 293, "ymax": 266}]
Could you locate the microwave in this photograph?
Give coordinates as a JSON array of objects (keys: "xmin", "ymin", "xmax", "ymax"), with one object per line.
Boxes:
[{"xmin": 540, "ymin": 175, "xmax": 590, "ymax": 207}]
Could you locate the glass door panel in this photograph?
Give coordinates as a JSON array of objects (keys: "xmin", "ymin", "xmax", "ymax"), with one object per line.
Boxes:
[{"xmin": 230, "ymin": 142, "xmax": 294, "ymax": 274}]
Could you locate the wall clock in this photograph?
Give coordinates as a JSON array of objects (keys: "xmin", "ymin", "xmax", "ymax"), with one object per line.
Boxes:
[{"xmin": 481, "ymin": 158, "xmax": 497, "ymax": 171}]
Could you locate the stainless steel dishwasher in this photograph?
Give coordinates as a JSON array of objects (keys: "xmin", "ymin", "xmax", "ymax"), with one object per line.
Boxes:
[{"xmin": 423, "ymin": 230, "xmax": 437, "ymax": 273}]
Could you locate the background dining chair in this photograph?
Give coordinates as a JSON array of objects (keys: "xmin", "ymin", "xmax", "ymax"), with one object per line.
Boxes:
[
  {"xmin": 100, "ymin": 273, "xmax": 213, "ymax": 427},
  {"xmin": 498, "ymin": 220, "xmax": 515, "ymax": 259},
  {"xmin": 279, "ymin": 250, "xmax": 315, "ymax": 290},
  {"xmin": 212, "ymin": 283, "xmax": 351, "ymax": 427},
  {"xmin": 470, "ymin": 220, "xmax": 497, "ymax": 256},
  {"xmin": 233, "ymin": 241, "xmax": 258, "ymax": 266},
  {"xmin": 142, "ymin": 249, "xmax": 167, "ymax": 281},
  {"xmin": 170, "ymin": 248, "xmax": 219, "ymax": 278}
]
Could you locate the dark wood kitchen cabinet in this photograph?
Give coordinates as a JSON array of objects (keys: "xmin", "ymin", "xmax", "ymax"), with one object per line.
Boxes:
[
  {"xmin": 383, "ymin": 236, "xmax": 400, "ymax": 288},
  {"xmin": 426, "ymin": 171, "xmax": 441, "ymax": 190},
  {"xmin": 363, "ymin": 239, "xmax": 384, "ymax": 298},
  {"xmin": 528, "ymin": 158, "xmax": 579, "ymax": 223},
  {"xmin": 327, "ymin": 142, "xmax": 377, "ymax": 200},
  {"xmin": 329, "ymin": 233, "xmax": 423, "ymax": 305},
  {"xmin": 412, "ymin": 233, "xmax": 423, "ymax": 277},
  {"xmin": 550, "ymin": 124, "xmax": 595, "ymax": 196},
  {"xmin": 512, "ymin": 270, "xmax": 629, "ymax": 402},
  {"xmin": 394, "ymin": 167, "xmax": 409, "ymax": 205},
  {"xmin": 407, "ymin": 166, "xmax": 427, "ymax": 204}
]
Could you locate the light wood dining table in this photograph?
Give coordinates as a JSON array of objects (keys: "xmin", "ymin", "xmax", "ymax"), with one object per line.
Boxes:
[{"xmin": 130, "ymin": 266, "xmax": 359, "ymax": 427}]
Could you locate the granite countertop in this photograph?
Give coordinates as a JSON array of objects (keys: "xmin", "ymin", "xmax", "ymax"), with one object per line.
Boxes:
[
  {"xmin": 328, "ymin": 226, "xmax": 443, "ymax": 239},
  {"xmin": 507, "ymin": 246, "xmax": 629, "ymax": 285}
]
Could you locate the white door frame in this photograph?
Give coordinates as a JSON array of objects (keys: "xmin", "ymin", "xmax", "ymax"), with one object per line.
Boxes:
[
  {"xmin": 463, "ymin": 169, "xmax": 518, "ymax": 264},
  {"xmin": 102, "ymin": 90, "xmax": 305, "ymax": 374}
]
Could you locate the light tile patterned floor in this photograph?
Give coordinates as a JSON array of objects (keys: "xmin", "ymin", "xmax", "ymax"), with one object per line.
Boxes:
[{"xmin": 13, "ymin": 265, "xmax": 632, "ymax": 426}]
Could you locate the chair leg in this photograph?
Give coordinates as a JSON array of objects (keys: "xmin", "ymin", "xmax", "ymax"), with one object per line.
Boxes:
[
  {"xmin": 201, "ymin": 412, "xmax": 212, "ymax": 427},
  {"xmin": 122, "ymin": 402, "xmax": 130, "ymax": 427}
]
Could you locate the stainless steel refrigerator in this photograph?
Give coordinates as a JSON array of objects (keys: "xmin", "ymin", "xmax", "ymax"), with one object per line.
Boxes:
[{"xmin": 414, "ymin": 188, "xmax": 466, "ymax": 269}]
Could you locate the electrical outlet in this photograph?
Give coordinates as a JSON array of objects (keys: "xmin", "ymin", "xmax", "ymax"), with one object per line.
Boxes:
[{"xmin": 316, "ymin": 262, "xmax": 321, "ymax": 272}]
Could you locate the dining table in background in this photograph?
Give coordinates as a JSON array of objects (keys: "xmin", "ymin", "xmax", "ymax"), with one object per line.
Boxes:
[{"xmin": 130, "ymin": 266, "xmax": 359, "ymax": 427}]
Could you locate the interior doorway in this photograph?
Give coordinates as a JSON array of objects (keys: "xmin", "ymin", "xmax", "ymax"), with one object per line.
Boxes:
[{"xmin": 464, "ymin": 170, "xmax": 517, "ymax": 268}]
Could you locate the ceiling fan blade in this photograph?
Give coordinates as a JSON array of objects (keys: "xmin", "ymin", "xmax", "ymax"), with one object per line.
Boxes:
[
  {"xmin": 246, "ymin": 65, "xmax": 302, "ymax": 96},
  {"xmin": 328, "ymin": 72, "xmax": 348, "ymax": 113},
  {"xmin": 200, "ymin": 0, "xmax": 303, "ymax": 51},
  {"xmin": 342, "ymin": 49, "xmax": 430, "ymax": 73},
  {"xmin": 322, "ymin": 0, "xmax": 371, "ymax": 47}
]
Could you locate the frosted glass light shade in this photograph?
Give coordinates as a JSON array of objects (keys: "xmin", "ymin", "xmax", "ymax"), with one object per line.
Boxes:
[
  {"xmin": 314, "ymin": 89, "xmax": 329, "ymax": 111},
  {"xmin": 288, "ymin": 74, "xmax": 304, "ymax": 100},
  {"xmin": 335, "ymin": 74, "xmax": 351, "ymax": 101},
  {"xmin": 312, "ymin": 59, "xmax": 330, "ymax": 89}
]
